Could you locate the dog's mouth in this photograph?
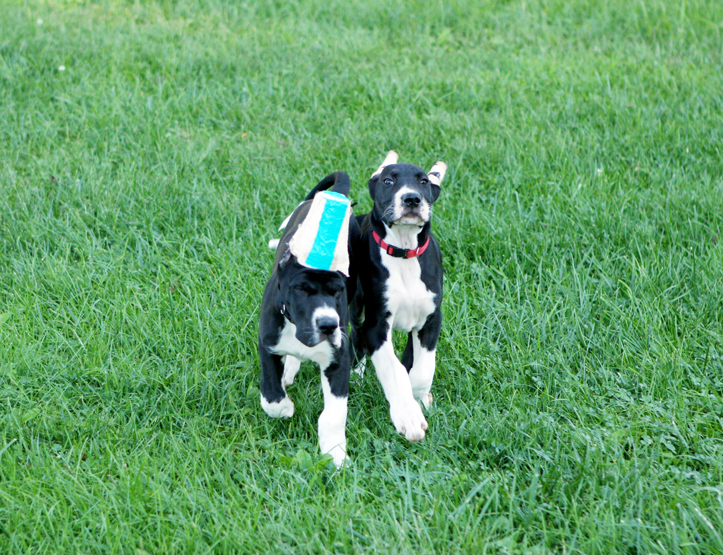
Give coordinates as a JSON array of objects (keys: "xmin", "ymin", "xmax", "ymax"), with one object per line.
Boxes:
[
  {"xmin": 298, "ymin": 333, "xmax": 341, "ymax": 349},
  {"xmin": 304, "ymin": 331, "xmax": 341, "ymax": 349},
  {"xmin": 395, "ymin": 210, "xmax": 427, "ymax": 226},
  {"xmin": 320, "ymin": 331, "xmax": 342, "ymax": 348},
  {"xmin": 297, "ymin": 324, "xmax": 342, "ymax": 349}
]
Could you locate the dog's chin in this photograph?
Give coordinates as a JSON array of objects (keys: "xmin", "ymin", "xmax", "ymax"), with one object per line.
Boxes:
[
  {"xmin": 395, "ymin": 214, "xmax": 426, "ymax": 227},
  {"xmin": 297, "ymin": 333, "xmax": 341, "ymax": 349},
  {"xmin": 326, "ymin": 336, "xmax": 342, "ymax": 349},
  {"xmin": 320, "ymin": 330, "xmax": 343, "ymax": 349},
  {"xmin": 295, "ymin": 332, "xmax": 320, "ymax": 348}
]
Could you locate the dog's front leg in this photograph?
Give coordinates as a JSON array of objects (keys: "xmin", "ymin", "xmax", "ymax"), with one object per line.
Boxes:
[
  {"xmin": 259, "ymin": 346, "xmax": 295, "ymax": 418},
  {"xmin": 370, "ymin": 332, "xmax": 428, "ymax": 441},
  {"xmin": 318, "ymin": 357, "xmax": 350, "ymax": 467}
]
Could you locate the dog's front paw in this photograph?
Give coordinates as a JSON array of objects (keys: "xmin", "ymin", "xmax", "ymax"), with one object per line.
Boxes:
[
  {"xmin": 261, "ymin": 394, "xmax": 295, "ymax": 418},
  {"xmin": 325, "ymin": 445, "xmax": 350, "ymax": 469},
  {"xmin": 390, "ymin": 401, "xmax": 428, "ymax": 442}
]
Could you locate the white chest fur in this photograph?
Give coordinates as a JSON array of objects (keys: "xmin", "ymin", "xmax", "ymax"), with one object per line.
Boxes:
[
  {"xmin": 379, "ymin": 224, "xmax": 437, "ymax": 333},
  {"xmin": 381, "ymin": 255, "xmax": 437, "ymax": 333},
  {"xmin": 271, "ymin": 319, "xmax": 333, "ymax": 369}
]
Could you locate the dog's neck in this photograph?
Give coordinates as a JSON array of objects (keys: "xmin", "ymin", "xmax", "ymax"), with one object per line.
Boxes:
[
  {"xmin": 370, "ymin": 212, "xmax": 431, "ymax": 250},
  {"xmin": 383, "ymin": 223, "xmax": 423, "ymax": 249}
]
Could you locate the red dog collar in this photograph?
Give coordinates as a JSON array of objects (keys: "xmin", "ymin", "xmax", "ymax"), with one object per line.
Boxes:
[{"xmin": 373, "ymin": 230, "xmax": 430, "ymax": 259}]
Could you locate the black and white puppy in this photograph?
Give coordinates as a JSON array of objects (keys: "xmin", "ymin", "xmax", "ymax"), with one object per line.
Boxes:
[
  {"xmin": 259, "ymin": 172, "xmax": 356, "ymax": 467},
  {"xmin": 350, "ymin": 151, "xmax": 447, "ymax": 442}
]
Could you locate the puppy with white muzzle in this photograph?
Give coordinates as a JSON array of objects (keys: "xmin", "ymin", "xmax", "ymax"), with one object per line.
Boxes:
[
  {"xmin": 259, "ymin": 172, "xmax": 356, "ymax": 467},
  {"xmin": 350, "ymin": 151, "xmax": 447, "ymax": 442}
]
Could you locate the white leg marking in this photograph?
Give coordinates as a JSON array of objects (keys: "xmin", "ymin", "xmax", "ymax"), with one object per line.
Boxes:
[
  {"xmin": 318, "ymin": 373, "xmax": 349, "ymax": 468},
  {"xmin": 282, "ymin": 355, "xmax": 301, "ymax": 387},
  {"xmin": 268, "ymin": 238, "xmax": 280, "ymax": 250},
  {"xmin": 260, "ymin": 393, "xmax": 295, "ymax": 418},
  {"xmin": 408, "ymin": 334, "xmax": 436, "ymax": 409},
  {"xmin": 370, "ymin": 338, "xmax": 427, "ymax": 441}
]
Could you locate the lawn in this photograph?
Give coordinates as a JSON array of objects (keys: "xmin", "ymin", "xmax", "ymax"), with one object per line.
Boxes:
[{"xmin": 1, "ymin": 0, "xmax": 722, "ymax": 552}]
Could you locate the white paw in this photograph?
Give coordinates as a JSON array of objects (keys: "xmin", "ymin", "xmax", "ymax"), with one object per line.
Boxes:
[
  {"xmin": 282, "ymin": 356, "xmax": 301, "ymax": 387},
  {"xmin": 353, "ymin": 358, "xmax": 367, "ymax": 377},
  {"xmin": 261, "ymin": 394, "xmax": 295, "ymax": 418},
  {"xmin": 415, "ymin": 391, "xmax": 433, "ymax": 409},
  {"xmin": 324, "ymin": 445, "xmax": 350, "ymax": 469},
  {"xmin": 390, "ymin": 401, "xmax": 428, "ymax": 442}
]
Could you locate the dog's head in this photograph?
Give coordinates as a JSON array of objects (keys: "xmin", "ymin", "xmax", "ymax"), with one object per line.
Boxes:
[
  {"xmin": 275, "ymin": 251, "xmax": 347, "ymax": 348},
  {"xmin": 368, "ymin": 151, "xmax": 447, "ymax": 228}
]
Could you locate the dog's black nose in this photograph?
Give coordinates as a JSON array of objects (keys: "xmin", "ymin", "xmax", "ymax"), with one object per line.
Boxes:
[
  {"xmin": 317, "ymin": 316, "xmax": 338, "ymax": 336},
  {"xmin": 402, "ymin": 192, "xmax": 422, "ymax": 208}
]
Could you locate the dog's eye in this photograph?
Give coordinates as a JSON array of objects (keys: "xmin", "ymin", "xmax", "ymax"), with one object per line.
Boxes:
[
  {"xmin": 383, "ymin": 177, "xmax": 394, "ymax": 186},
  {"xmin": 420, "ymin": 177, "xmax": 429, "ymax": 186}
]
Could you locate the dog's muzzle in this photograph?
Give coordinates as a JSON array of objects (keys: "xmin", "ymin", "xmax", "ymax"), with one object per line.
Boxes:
[
  {"xmin": 313, "ymin": 309, "xmax": 341, "ymax": 347},
  {"xmin": 402, "ymin": 192, "xmax": 422, "ymax": 209},
  {"xmin": 395, "ymin": 189, "xmax": 429, "ymax": 224},
  {"xmin": 317, "ymin": 315, "xmax": 338, "ymax": 337}
]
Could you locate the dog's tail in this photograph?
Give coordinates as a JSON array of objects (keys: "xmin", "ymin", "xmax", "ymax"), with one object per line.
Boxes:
[
  {"xmin": 268, "ymin": 171, "xmax": 351, "ymax": 250},
  {"xmin": 303, "ymin": 171, "xmax": 351, "ymax": 200}
]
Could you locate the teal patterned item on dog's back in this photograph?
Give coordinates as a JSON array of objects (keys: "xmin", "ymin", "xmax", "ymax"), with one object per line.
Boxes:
[{"xmin": 288, "ymin": 191, "xmax": 352, "ymax": 276}]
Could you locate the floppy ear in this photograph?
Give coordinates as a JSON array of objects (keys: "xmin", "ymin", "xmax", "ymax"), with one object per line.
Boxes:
[
  {"xmin": 277, "ymin": 246, "xmax": 293, "ymax": 270},
  {"xmin": 367, "ymin": 174, "xmax": 379, "ymax": 200},
  {"xmin": 427, "ymin": 161, "xmax": 447, "ymax": 203},
  {"xmin": 369, "ymin": 150, "xmax": 399, "ymax": 199},
  {"xmin": 371, "ymin": 150, "xmax": 399, "ymax": 178}
]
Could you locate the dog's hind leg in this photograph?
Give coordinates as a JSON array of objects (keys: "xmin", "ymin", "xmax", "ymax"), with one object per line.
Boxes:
[
  {"xmin": 408, "ymin": 337, "xmax": 436, "ymax": 409},
  {"xmin": 350, "ymin": 326, "xmax": 367, "ymax": 377},
  {"xmin": 401, "ymin": 332, "xmax": 414, "ymax": 372},
  {"xmin": 408, "ymin": 310, "xmax": 441, "ymax": 409},
  {"xmin": 350, "ymin": 301, "xmax": 367, "ymax": 376},
  {"xmin": 282, "ymin": 355, "xmax": 301, "ymax": 387}
]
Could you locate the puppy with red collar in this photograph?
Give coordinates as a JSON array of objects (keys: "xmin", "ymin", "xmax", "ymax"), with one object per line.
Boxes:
[{"xmin": 350, "ymin": 151, "xmax": 447, "ymax": 442}]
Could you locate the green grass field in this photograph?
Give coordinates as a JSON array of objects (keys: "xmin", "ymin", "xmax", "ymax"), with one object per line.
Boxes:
[{"xmin": 1, "ymin": 0, "xmax": 722, "ymax": 552}]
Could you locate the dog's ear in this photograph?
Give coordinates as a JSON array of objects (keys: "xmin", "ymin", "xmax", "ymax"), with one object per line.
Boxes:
[
  {"xmin": 368, "ymin": 174, "xmax": 379, "ymax": 199},
  {"xmin": 369, "ymin": 150, "xmax": 399, "ymax": 198},
  {"xmin": 277, "ymin": 246, "xmax": 293, "ymax": 270},
  {"xmin": 371, "ymin": 151, "xmax": 399, "ymax": 179},
  {"xmin": 427, "ymin": 161, "xmax": 447, "ymax": 203}
]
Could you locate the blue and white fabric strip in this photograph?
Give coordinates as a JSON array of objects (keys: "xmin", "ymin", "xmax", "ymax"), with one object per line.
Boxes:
[
  {"xmin": 288, "ymin": 190, "xmax": 351, "ymax": 276},
  {"xmin": 304, "ymin": 191, "xmax": 349, "ymax": 271}
]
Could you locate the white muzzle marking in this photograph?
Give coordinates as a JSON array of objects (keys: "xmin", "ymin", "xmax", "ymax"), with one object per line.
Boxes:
[
  {"xmin": 312, "ymin": 306, "xmax": 341, "ymax": 348},
  {"xmin": 392, "ymin": 185, "xmax": 430, "ymax": 224}
]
